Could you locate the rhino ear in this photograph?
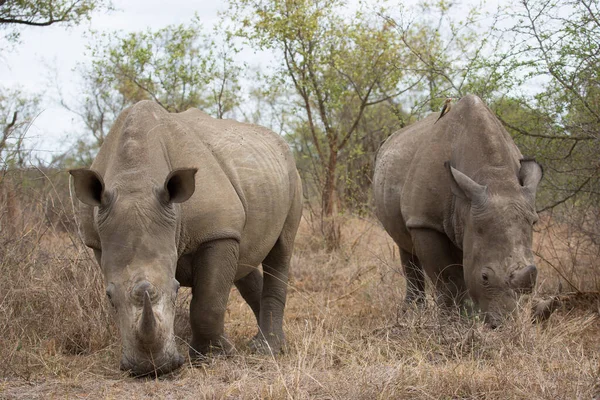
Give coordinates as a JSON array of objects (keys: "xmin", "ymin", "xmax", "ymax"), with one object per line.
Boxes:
[
  {"xmin": 164, "ymin": 168, "xmax": 197, "ymax": 203},
  {"xmin": 519, "ymin": 159, "xmax": 543, "ymax": 194},
  {"xmin": 444, "ymin": 161, "xmax": 487, "ymax": 206},
  {"xmin": 69, "ymin": 168, "xmax": 105, "ymax": 207}
]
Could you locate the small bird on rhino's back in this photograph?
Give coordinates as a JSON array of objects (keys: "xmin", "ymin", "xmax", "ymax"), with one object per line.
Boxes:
[{"xmin": 434, "ymin": 97, "xmax": 453, "ymax": 124}]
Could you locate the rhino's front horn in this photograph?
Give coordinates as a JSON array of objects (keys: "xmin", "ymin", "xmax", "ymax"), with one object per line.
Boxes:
[{"xmin": 139, "ymin": 291, "xmax": 158, "ymax": 343}]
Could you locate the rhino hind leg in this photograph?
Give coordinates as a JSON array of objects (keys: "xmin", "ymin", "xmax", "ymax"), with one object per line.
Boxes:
[
  {"xmin": 410, "ymin": 229, "xmax": 468, "ymax": 308},
  {"xmin": 235, "ymin": 268, "xmax": 262, "ymax": 323},
  {"xmin": 252, "ymin": 238, "xmax": 292, "ymax": 354},
  {"xmin": 400, "ymin": 249, "xmax": 426, "ymax": 304},
  {"xmin": 252, "ymin": 196, "xmax": 302, "ymax": 355}
]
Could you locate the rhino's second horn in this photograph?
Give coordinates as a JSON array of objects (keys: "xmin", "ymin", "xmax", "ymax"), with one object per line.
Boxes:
[{"xmin": 511, "ymin": 264, "xmax": 538, "ymax": 292}]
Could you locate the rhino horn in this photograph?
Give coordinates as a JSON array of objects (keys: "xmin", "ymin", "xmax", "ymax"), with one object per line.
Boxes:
[
  {"xmin": 139, "ymin": 291, "xmax": 158, "ymax": 343},
  {"xmin": 512, "ymin": 264, "xmax": 538, "ymax": 291}
]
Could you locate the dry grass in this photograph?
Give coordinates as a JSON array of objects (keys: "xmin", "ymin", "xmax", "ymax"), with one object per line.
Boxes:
[{"xmin": 0, "ymin": 173, "xmax": 599, "ymax": 399}]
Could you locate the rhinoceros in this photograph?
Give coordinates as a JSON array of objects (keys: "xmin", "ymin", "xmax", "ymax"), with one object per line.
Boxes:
[
  {"xmin": 70, "ymin": 101, "xmax": 302, "ymax": 376},
  {"xmin": 373, "ymin": 95, "xmax": 543, "ymax": 326}
]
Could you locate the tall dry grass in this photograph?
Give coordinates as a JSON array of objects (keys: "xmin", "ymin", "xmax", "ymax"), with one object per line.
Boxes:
[{"xmin": 0, "ymin": 170, "xmax": 598, "ymax": 399}]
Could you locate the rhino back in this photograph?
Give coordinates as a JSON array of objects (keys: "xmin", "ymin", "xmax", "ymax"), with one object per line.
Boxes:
[
  {"xmin": 176, "ymin": 108, "xmax": 298, "ymax": 270},
  {"xmin": 374, "ymin": 95, "xmax": 524, "ymax": 251},
  {"xmin": 373, "ymin": 114, "xmax": 437, "ymax": 248}
]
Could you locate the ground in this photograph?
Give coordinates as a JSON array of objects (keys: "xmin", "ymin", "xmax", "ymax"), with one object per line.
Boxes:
[{"xmin": 0, "ymin": 210, "xmax": 599, "ymax": 399}]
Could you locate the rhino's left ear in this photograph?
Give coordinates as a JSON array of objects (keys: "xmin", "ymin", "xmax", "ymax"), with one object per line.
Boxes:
[
  {"xmin": 444, "ymin": 161, "xmax": 487, "ymax": 206},
  {"xmin": 69, "ymin": 168, "xmax": 105, "ymax": 207},
  {"xmin": 519, "ymin": 159, "xmax": 543, "ymax": 194},
  {"xmin": 164, "ymin": 168, "xmax": 198, "ymax": 203}
]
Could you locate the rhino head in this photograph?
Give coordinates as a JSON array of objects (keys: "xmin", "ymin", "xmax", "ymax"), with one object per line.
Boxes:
[
  {"xmin": 447, "ymin": 160, "xmax": 543, "ymax": 327},
  {"xmin": 70, "ymin": 167, "xmax": 197, "ymax": 376}
]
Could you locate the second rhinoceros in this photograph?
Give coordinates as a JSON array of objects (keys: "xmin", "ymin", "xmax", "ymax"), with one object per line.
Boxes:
[
  {"xmin": 373, "ymin": 95, "xmax": 543, "ymax": 326},
  {"xmin": 70, "ymin": 101, "xmax": 302, "ymax": 376}
]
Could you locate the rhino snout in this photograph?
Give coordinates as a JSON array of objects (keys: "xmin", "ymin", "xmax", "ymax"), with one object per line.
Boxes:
[
  {"xmin": 120, "ymin": 351, "xmax": 184, "ymax": 377},
  {"xmin": 509, "ymin": 264, "xmax": 537, "ymax": 293}
]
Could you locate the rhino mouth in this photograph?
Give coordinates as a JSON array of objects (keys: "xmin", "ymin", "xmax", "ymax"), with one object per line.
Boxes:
[
  {"xmin": 120, "ymin": 351, "xmax": 185, "ymax": 377},
  {"xmin": 120, "ymin": 287, "xmax": 184, "ymax": 377}
]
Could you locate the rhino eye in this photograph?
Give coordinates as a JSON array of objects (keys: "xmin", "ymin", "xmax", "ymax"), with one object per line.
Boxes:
[
  {"xmin": 106, "ymin": 285, "xmax": 116, "ymax": 307},
  {"xmin": 106, "ymin": 292, "xmax": 115, "ymax": 307},
  {"xmin": 482, "ymin": 272, "xmax": 489, "ymax": 285}
]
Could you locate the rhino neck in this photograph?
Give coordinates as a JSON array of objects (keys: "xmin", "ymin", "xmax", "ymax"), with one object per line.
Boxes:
[{"xmin": 446, "ymin": 194, "xmax": 466, "ymax": 250}]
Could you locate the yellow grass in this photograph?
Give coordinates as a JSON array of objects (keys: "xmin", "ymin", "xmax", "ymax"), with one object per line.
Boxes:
[{"xmin": 0, "ymin": 180, "xmax": 599, "ymax": 399}]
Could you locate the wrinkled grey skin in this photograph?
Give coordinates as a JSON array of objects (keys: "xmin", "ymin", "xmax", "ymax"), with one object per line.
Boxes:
[
  {"xmin": 373, "ymin": 95, "xmax": 543, "ymax": 327},
  {"xmin": 70, "ymin": 101, "xmax": 302, "ymax": 376}
]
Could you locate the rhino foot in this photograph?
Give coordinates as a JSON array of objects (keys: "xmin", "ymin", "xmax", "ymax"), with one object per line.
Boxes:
[
  {"xmin": 248, "ymin": 333, "xmax": 286, "ymax": 355},
  {"xmin": 189, "ymin": 335, "xmax": 234, "ymax": 363}
]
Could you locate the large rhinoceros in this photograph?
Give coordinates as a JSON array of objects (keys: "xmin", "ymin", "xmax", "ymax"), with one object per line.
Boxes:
[
  {"xmin": 70, "ymin": 101, "xmax": 302, "ymax": 376},
  {"xmin": 373, "ymin": 95, "xmax": 543, "ymax": 326}
]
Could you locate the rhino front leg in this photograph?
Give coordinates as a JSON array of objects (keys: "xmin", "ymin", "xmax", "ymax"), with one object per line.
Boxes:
[
  {"xmin": 189, "ymin": 238, "xmax": 239, "ymax": 360},
  {"xmin": 410, "ymin": 228, "xmax": 467, "ymax": 308}
]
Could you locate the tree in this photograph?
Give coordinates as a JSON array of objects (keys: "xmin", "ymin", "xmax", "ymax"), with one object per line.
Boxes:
[
  {"xmin": 0, "ymin": 87, "xmax": 40, "ymax": 169},
  {"xmin": 228, "ymin": 0, "xmax": 413, "ymax": 248},
  {"xmin": 0, "ymin": 0, "xmax": 112, "ymax": 42},
  {"xmin": 89, "ymin": 19, "xmax": 242, "ymax": 116},
  {"xmin": 336, "ymin": 100, "xmax": 408, "ymax": 214},
  {"xmin": 0, "ymin": 0, "xmax": 111, "ymax": 169},
  {"xmin": 486, "ymin": 0, "xmax": 600, "ymax": 213},
  {"xmin": 60, "ymin": 19, "xmax": 243, "ymax": 166},
  {"xmin": 381, "ymin": 1, "xmax": 507, "ymax": 115}
]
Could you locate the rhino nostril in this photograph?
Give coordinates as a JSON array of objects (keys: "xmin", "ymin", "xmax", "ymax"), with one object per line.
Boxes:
[{"xmin": 523, "ymin": 264, "xmax": 537, "ymax": 286}]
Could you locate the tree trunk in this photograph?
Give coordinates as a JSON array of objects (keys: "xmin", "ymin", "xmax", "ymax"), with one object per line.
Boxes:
[
  {"xmin": 323, "ymin": 148, "xmax": 337, "ymax": 217},
  {"xmin": 322, "ymin": 147, "xmax": 340, "ymax": 250}
]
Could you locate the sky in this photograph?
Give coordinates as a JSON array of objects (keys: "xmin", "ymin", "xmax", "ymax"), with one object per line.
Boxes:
[{"xmin": 0, "ymin": 1, "xmax": 223, "ymax": 161}]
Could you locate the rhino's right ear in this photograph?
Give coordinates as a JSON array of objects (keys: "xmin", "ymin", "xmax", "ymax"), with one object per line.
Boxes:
[
  {"xmin": 164, "ymin": 168, "xmax": 198, "ymax": 203},
  {"xmin": 444, "ymin": 161, "xmax": 487, "ymax": 206},
  {"xmin": 69, "ymin": 168, "xmax": 105, "ymax": 207}
]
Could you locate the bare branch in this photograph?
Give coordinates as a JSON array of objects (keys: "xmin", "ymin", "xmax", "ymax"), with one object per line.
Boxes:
[
  {"xmin": 538, "ymin": 176, "xmax": 592, "ymax": 213},
  {"xmin": 495, "ymin": 113, "xmax": 595, "ymax": 141}
]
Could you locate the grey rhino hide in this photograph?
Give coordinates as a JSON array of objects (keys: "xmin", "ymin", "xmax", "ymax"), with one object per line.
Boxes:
[
  {"xmin": 373, "ymin": 95, "xmax": 543, "ymax": 326},
  {"xmin": 70, "ymin": 101, "xmax": 302, "ymax": 376}
]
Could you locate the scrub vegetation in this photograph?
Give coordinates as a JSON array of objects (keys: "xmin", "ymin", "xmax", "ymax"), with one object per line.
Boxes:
[{"xmin": 1, "ymin": 0, "xmax": 599, "ymax": 398}]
